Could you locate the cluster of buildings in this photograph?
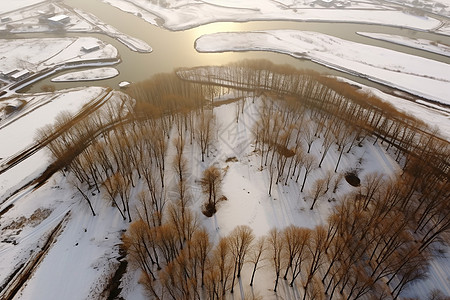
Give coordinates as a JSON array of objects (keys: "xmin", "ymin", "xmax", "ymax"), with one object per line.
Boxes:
[
  {"xmin": 0, "ymin": 69, "xmax": 31, "ymax": 81},
  {"xmin": 0, "ymin": 12, "xmax": 71, "ymax": 34},
  {"xmin": 1, "ymin": 12, "xmax": 71, "ymax": 27},
  {"xmin": 39, "ymin": 14, "xmax": 70, "ymax": 27}
]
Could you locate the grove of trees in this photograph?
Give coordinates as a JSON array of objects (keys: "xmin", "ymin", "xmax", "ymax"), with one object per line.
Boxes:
[{"xmin": 38, "ymin": 60, "xmax": 449, "ymax": 299}]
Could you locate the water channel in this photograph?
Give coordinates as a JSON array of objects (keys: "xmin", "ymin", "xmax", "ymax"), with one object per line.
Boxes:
[{"xmin": 20, "ymin": 0, "xmax": 450, "ymax": 94}]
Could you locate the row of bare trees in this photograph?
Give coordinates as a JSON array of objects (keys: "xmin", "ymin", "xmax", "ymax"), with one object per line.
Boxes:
[
  {"xmin": 178, "ymin": 60, "xmax": 449, "ymax": 179},
  {"xmin": 38, "ymin": 60, "xmax": 449, "ymax": 299},
  {"xmin": 252, "ymin": 95, "xmax": 359, "ymax": 198},
  {"xmin": 39, "ymin": 73, "xmax": 221, "ymax": 220},
  {"xmin": 125, "ymin": 168, "xmax": 447, "ymax": 300}
]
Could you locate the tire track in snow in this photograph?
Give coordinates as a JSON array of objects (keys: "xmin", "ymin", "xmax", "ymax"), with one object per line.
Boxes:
[{"xmin": 0, "ymin": 212, "xmax": 70, "ymax": 300}]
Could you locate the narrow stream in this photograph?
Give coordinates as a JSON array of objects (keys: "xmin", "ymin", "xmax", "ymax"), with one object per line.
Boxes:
[{"xmin": 18, "ymin": 0, "xmax": 450, "ymax": 94}]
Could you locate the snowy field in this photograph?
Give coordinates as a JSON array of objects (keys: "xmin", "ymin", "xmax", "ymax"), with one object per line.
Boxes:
[
  {"xmin": 358, "ymin": 32, "xmax": 450, "ymax": 57},
  {"xmin": 0, "ymin": 88, "xmax": 129, "ymax": 300},
  {"xmin": 195, "ymin": 30, "xmax": 450, "ymax": 106},
  {"xmin": 335, "ymin": 77, "xmax": 450, "ymax": 140},
  {"xmin": 1, "ymin": 90, "xmax": 449, "ymax": 299},
  {"xmin": 101, "ymin": 0, "xmax": 444, "ymax": 31},
  {"xmin": 0, "ymin": 0, "xmax": 46, "ymax": 14},
  {"xmin": 0, "ymin": 87, "xmax": 110, "ymax": 199},
  {"xmin": 0, "ymin": 2, "xmax": 151, "ymax": 53},
  {"xmin": 51, "ymin": 67, "xmax": 119, "ymax": 82},
  {"xmin": 0, "ymin": 0, "xmax": 449, "ymax": 299},
  {"xmin": 0, "ymin": 37, "xmax": 118, "ymax": 73}
]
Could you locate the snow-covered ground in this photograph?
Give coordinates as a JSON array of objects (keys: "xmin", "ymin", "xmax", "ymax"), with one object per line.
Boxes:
[
  {"xmin": 74, "ymin": 7, "xmax": 152, "ymax": 53},
  {"xmin": 205, "ymin": 101, "xmax": 401, "ymax": 237},
  {"xmin": 0, "ymin": 0, "xmax": 46, "ymax": 14},
  {"xmin": 0, "ymin": 87, "xmax": 109, "ymax": 199},
  {"xmin": 0, "ymin": 89, "xmax": 121, "ymax": 300},
  {"xmin": 0, "ymin": 172, "xmax": 127, "ymax": 300},
  {"xmin": 383, "ymin": 0, "xmax": 450, "ymax": 17},
  {"xmin": 0, "ymin": 0, "xmax": 448, "ymax": 299},
  {"xmin": 100, "ymin": 0, "xmax": 443, "ymax": 31},
  {"xmin": 0, "ymin": 2, "xmax": 151, "ymax": 53},
  {"xmin": 358, "ymin": 32, "xmax": 450, "ymax": 57},
  {"xmin": 335, "ymin": 77, "xmax": 450, "ymax": 140},
  {"xmin": 195, "ymin": 30, "xmax": 450, "ymax": 106},
  {"xmin": 51, "ymin": 67, "xmax": 119, "ymax": 82},
  {"xmin": 0, "ymin": 37, "xmax": 118, "ymax": 74},
  {"xmin": 1, "ymin": 90, "xmax": 448, "ymax": 299}
]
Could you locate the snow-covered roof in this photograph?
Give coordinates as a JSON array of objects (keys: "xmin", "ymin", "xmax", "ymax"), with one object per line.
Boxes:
[
  {"xmin": 48, "ymin": 14, "xmax": 69, "ymax": 22},
  {"xmin": 81, "ymin": 44, "xmax": 100, "ymax": 52},
  {"xmin": 11, "ymin": 69, "xmax": 30, "ymax": 79},
  {"xmin": 2, "ymin": 68, "xmax": 19, "ymax": 76}
]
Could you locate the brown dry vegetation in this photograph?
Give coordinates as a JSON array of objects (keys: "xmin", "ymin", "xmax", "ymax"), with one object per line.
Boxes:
[
  {"xmin": 3, "ymin": 208, "xmax": 52, "ymax": 231},
  {"xmin": 38, "ymin": 59, "xmax": 449, "ymax": 300}
]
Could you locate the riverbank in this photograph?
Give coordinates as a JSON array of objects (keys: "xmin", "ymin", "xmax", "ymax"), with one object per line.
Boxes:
[
  {"xmin": 0, "ymin": 1, "xmax": 151, "ymax": 53},
  {"xmin": 195, "ymin": 30, "xmax": 450, "ymax": 107},
  {"xmin": 0, "ymin": 37, "xmax": 120, "ymax": 96},
  {"xmin": 100, "ymin": 0, "xmax": 445, "ymax": 32}
]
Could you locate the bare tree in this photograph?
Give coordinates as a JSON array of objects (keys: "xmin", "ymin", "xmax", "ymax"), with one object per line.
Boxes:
[
  {"xmin": 69, "ymin": 177, "xmax": 96, "ymax": 216},
  {"xmin": 300, "ymin": 154, "xmax": 318, "ymax": 193},
  {"xmin": 303, "ymin": 226, "xmax": 327, "ymax": 300},
  {"xmin": 309, "ymin": 178, "xmax": 327, "ymax": 210},
  {"xmin": 334, "ymin": 124, "xmax": 353, "ymax": 172},
  {"xmin": 287, "ymin": 227, "xmax": 312, "ymax": 287},
  {"xmin": 200, "ymin": 165, "xmax": 223, "ymax": 216},
  {"xmin": 212, "ymin": 237, "xmax": 234, "ymax": 296},
  {"xmin": 302, "ymin": 120, "xmax": 316, "ymax": 153},
  {"xmin": 318, "ymin": 129, "xmax": 334, "ymax": 168},
  {"xmin": 268, "ymin": 228, "xmax": 285, "ymax": 293},
  {"xmin": 361, "ymin": 172, "xmax": 385, "ymax": 209},
  {"xmin": 197, "ymin": 110, "xmax": 215, "ymax": 162},
  {"xmin": 249, "ymin": 236, "xmax": 266, "ymax": 286},
  {"xmin": 331, "ymin": 172, "xmax": 344, "ymax": 193},
  {"xmin": 123, "ymin": 219, "xmax": 157, "ymax": 281},
  {"xmin": 190, "ymin": 228, "xmax": 212, "ymax": 287},
  {"xmin": 229, "ymin": 225, "xmax": 255, "ymax": 293}
]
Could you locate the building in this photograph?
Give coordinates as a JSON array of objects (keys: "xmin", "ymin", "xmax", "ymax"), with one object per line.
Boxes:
[
  {"xmin": 47, "ymin": 14, "xmax": 70, "ymax": 26},
  {"xmin": 1, "ymin": 69, "xmax": 19, "ymax": 78},
  {"xmin": 81, "ymin": 44, "xmax": 100, "ymax": 53},
  {"xmin": 11, "ymin": 69, "xmax": 31, "ymax": 81}
]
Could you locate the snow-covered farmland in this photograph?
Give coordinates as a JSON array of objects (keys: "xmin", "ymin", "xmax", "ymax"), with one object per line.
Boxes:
[
  {"xmin": 0, "ymin": 0, "xmax": 46, "ymax": 14},
  {"xmin": 195, "ymin": 30, "xmax": 450, "ymax": 106},
  {"xmin": 100, "ymin": 0, "xmax": 443, "ymax": 31},
  {"xmin": 0, "ymin": 2, "xmax": 151, "ymax": 53},
  {"xmin": 0, "ymin": 87, "xmax": 117, "ymax": 201},
  {"xmin": 51, "ymin": 67, "xmax": 119, "ymax": 82},
  {"xmin": 0, "ymin": 37, "xmax": 118, "ymax": 73},
  {"xmin": 357, "ymin": 32, "xmax": 450, "ymax": 57}
]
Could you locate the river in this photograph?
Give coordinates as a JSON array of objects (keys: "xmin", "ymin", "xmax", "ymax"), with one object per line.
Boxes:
[{"xmin": 21, "ymin": 0, "xmax": 450, "ymax": 94}]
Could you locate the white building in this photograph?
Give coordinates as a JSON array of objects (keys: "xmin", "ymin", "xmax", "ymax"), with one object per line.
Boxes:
[
  {"xmin": 1, "ymin": 69, "xmax": 19, "ymax": 78},
  {"xmin": 11, "ymin": 70, "xmax": 30, "ymax": 81},
  {"xmin": 47, "ymin": 15, "xmax": 70, "ymax": 26},
  {"xmin": 81, "ymin": 44, "xmax": 100, "ymax": 53}
]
